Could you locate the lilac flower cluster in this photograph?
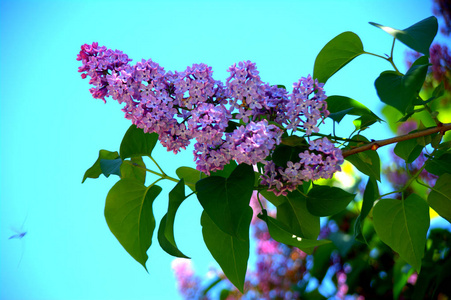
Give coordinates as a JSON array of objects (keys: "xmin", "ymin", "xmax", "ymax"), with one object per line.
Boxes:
[
  {"xmin": 78, "ymin": 42, "xmax": 343, "ymax": 192},
  {"xmin": 261, "ymin": 137, "xmax": 344, "ymax": 196}
]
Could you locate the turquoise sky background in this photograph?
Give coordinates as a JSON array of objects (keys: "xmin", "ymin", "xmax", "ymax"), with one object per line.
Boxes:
[{"xmin": 1, "ymin": 0, "xmax": 446, "ymax": 299}]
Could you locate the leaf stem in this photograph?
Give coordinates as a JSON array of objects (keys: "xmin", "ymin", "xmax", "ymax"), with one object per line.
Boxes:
[
  {"xmin": 149, "ymin": 155, "xmax": 166, "ymax": 175},
  {"xmin": 363, "ymin": 50, "xmax": 401, "ymax": 73},
  {"xmin": 132, "ymin": 162, "xmax": 179, "ymax": 183},
  {"xmin": 342, "ymin": 122, "xmax": 451, "ymax": 158}
]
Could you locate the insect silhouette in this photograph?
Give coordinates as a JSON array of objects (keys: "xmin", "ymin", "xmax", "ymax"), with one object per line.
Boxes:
[{"xmin": 9, "ymin": 213, "xmax": 28, "ymax": 268}]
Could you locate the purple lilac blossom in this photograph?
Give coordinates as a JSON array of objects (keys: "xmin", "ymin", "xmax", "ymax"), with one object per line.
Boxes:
[{"xmin": 78, "ymin": 43, "xmax": 343, "ymax": 188}]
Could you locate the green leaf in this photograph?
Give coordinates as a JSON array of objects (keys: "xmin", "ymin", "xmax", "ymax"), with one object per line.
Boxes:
[
  {"xmin": 210, "ymin": 160, "xmax": 238, "ymax": 178},
  {"xmin": 158, "ymin": 179, "xmax": 189, "ymax": 258},
  {"xmin": 425, "ymin": 152, "xmax": 451, "ymax": 176},
  {"xmin": 375, "ymin": 56, "xmax": 429, "ymax": 114},
  {"xmin": 119, "ymin": 124, "xmax": 159, "ymax": 160},
  {"xmin": 259, "ymin": 190, "xmax": 287, "ymax": 207},
  {"xmin": 373, "ymin": 194, "xmax": 430, "ymax": 272},
  {"xmin": 120, "ymin": 157, "xmax": 147, "ymax": 184},
  {"xmin": 82, "ymin": 150, "xmax": 119, "ymax": 183},
  {"xmin": 306, "ymin": 185, "xmax": 356, "ymax": 217},
  {"xmin": 272, "ymin": 144, "xmax": 305, "ymax": 168},
  {"xmin": 369, "ymin": 16, "xmax": 438, "ymax": 56},
  {"xmin": 104, "ymin": 179, "xmax": 162, "ymax": 271},
  {"xmin": 277, "ymin": 189, "xmax": 321, "ymax": 241},
  {"xmin": 100, "ymin": 157, "xmax": 122, "ymax": 177},
  {"xmin": 196, "ymin": 164, "xmax": 254, "ymax": 238},
  {"xmin": 345, "ymin": 135, "xmax": 381, "ymax": 181},
  {"xmin": 394, "ymin": 141, "xmax": 424, "ymax": 164},
  {"xmin": 201, "ymin": 207, "xmax": 252, "ymax": 293},
  {"xmin": 313, "ymin": 31, "xmax": 365, "ymax": 84},
  {"xmin": 326, "ymin": 95, "xmax": 382, "ymax": 124},
  {"xmin": 258, "ymin": 210, "xmax": 330, "ymax": 251},
  {"xmin": 354, "ymin": 178, "xmax": 378, "ymax": 243},
  {"xmin": 176, "ymin": 166, "xmax": 205, "ymax": 192},
  {"xmin": 281, "ymin": 135, "xmax": 308, "ymax": 147},
  {"xmin": 427, "ymin": 173, "xmax": 451, "ymax": 222}
]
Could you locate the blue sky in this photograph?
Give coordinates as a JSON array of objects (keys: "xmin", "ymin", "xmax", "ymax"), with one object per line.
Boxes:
[{"xmin": 0, "ymin": 0, "xmax": 444, "ymax": 299}]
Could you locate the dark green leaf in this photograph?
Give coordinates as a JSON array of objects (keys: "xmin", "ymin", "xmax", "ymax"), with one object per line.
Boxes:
[
  {"xmin": 394, "ymin": 138, "xmax": 424, "ymax": 163},
  {"xmin": 306, "ymin": 185, "xmax": 356, "ymax": 217},
  {"xmin": 176, "ymin": 166, "xmax": 205, "ymax": 192},
  {"xmin": 258, "ymin": 210, "xmax": 330, "ymax": 251},
  {"xmin": 345, "ymin": 135, "xmax": 381, "ymax": 181},
  {"xmin": 119, "ymin": 125, "xmax": 159, "ymax": 160},
  {"xmin": 158, "ymin": 179, "xmax": 190, "ymax": 258},
  {"xmin": 281, "ymin": 135, "xmax": 308, "ymax": 147},
  {"xmin": 369, "ymin": 16, "xmax": 438, "ymax": 56},
  {"xmin": 375, "ymin": 57, "xmax": 429, "ymax": 114},
  {"xmin": 425, "ymin": 152, "xmax": 451, "ymax": 176},
  {"xmin": 120, "ymin": 157, "xmax": 146, "ymax": 184},
  {"xmin": 310, "ymin": 243, "xmax": 336, "ymax": 282},
  {"xmin": 427, "ymin": 173, "xmax": 451, "ymax": 222},
  {"xmin": 196, "ymin": 164, "xmax": 254, "ymax": 238},
  {"xmin": 373, "ymin": 194, "xmax": 430, "ymax": 272},
  {"xmin": 104, "ymin": 179, "xmax": 162, "ymax": 271},
  {"xmin": 100, "ymin": 157, "xmax": 122, "ymax": 177},
  {"xmin": 313, "ymin": 31, "xmax": 365, "ymax": 84},
  {"xmin": 272, "ymin": 144, "xmax": 305, "ymax": 168},
  {"xmin": 210, "ymin": 160, "xmax": 238, "ymax": 178},
  {"xmin": 277, "ymin": 190, "xmax": 321, "ymax": 241},
  {"xmin": 82, "ymin": 150, "xmax": 119, "ymax": 183},
  {"xmin": 260, "ymin": 190, "xmax": 287, "ymax": 207},
  {"xmin": 354, "ymin": 177, "xmax": 378, "ymax": 243},
  {"xmin": 201, "ymin": 208, "xmax": 252, "ymax": 293},
  {"xmin": 326, "ymin": 95, "xmax": 382, "ymax": 124}
]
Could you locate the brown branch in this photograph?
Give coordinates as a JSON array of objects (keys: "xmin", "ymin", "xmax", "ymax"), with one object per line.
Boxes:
[{"xmin": 342, "ymin": 122, "xmax": 451, "ymax": 158}]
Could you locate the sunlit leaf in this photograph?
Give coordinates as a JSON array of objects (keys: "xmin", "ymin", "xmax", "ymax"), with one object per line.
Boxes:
[
  {"xmin": 313, "ymin": 31, "xmax": 365, "ymax": 84},
  {"xmin": 105, "ymin": 179, "xmax": 162, "ymax": 271},
  {"xmin": 120, "ymin": 157, "xmax": 146, "ymax": 184},
  {"xmin": 373, "ymin": 194, "xmax": 430, "ymax": 272},
  {"xmin": 369, "ymin": 16, "xmax": 438, "ymax": 56},
  {"xmin": 119, "ymin": 124, "xmax": 159, "ymax": 160}
]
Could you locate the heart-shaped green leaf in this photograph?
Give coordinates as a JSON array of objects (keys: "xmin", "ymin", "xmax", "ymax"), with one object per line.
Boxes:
[
  {"xmin": 326, "ymin": 95, "xmax": 382, "ymax": 124},
  {"xmin": 276, "ymin": 190, "xmax": 321, "ymax": 241},
  {"xmin": 369, "ymin": 16, "xmax": 438, "ymax": 56},
  {"xmin": 373, "ymin": 194, "xmax": 430, "ymax": 272},
  {"xmin": 306, "ymin": 185, "xmax": 356, "ymax": 217},
  {"xmin": 196, "ymin": 164, "xmax": 254, "ymax": 238},
  {"xmin": 201, "ymin": 208, "xmax": 252, "ymax": 293},
  {"xmin": 104, "ymin": 179, "xmax": 162, "ymax": 271},
  {"xmin": 345, "ymin": 135, "xmax": 381, "ymax": 182},
  {"xmin": 313, "ymin": 31, "xmax": 365, "ymax": 84},
  {"xmin": 258, "ymin": 210, "xmax": 330, "ymax": 251},
  {"xmin": 375, "ymin": 56, "xmax": 429, "ymax": 114},
  {"xmin": 120, "ymin": 124, "xmax": 159, "ymax": 160}
]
